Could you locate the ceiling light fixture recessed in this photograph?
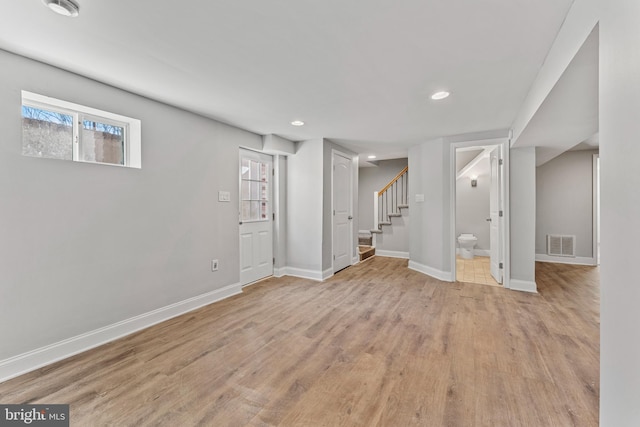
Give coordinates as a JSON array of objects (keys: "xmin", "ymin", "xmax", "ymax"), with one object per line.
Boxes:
[
  {"xmin": 431, "ymin": 91, "xmax": 450, "ymax": 100},
  {"xmin": 291, "ymin": 120, "xmax": 305, "ymax": 126},
  {"xmin": 42, "ymin": 0, "xmax": 80, "ymax": 17},
  {"xmin": 368, "ymin": 155, "xmax": 377, "ymax": 159}
]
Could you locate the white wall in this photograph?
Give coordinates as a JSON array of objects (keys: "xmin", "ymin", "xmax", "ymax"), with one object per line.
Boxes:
[
  {"xmin": 509, "ymin": 147, "xmax": 537, "ymax": 292},
  {"xmin": 273, "ymin": 155, "xmax": 288, "ymax": 272},
  {"xmin": 536, "ymin": 150, "xmax": 597, "ymax": 259},
  {"xmin": 408, "ymin": 139, "xmax": 452, "ymax": 280},
  {"xmin": 601, "ymin": 0, "xmax": 640, "ymax": 423},
  {"xmin": 286, "ymin": 139, "xmax": 324, "ymax": 273},
  {"xmin": 456, "ymin": 158, "xmax": 490, "ymax": 251},
  {"xmin": 0, "ymin": 49, "xmax": 262, "ymax": 361},
  {"xmin": 358, "ymin": 158, "xmax": 409, "ymax": 254},
  {"xmin": 285, "ymin": 139, "xmax": 358, "ymax": 277}
]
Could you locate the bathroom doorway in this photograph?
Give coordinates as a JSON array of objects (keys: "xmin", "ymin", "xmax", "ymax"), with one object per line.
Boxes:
[{"xmin": 452, "ymin": 139, "xmax": 508, "ymax": 287}]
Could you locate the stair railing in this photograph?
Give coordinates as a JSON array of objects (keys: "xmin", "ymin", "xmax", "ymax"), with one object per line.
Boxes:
[{"xmin": 373, "ymin": 166, "xmax": 408, "ymax": 232}]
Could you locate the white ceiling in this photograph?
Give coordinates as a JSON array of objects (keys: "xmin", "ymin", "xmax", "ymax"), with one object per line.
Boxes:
[
  {"xmin": 1, "ymin": 0, "xmax": 576, "ymax": 162},
  {"xmin": 514, "ymin": 26, "xmax": 599, "ymax": 165}
]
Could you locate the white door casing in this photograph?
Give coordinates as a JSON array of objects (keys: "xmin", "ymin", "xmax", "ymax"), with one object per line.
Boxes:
[
  {"xmin": 333, "ymin": 152, "xmax": 352, "ymax": 273},
  {"xmin": 489, "ymin": 146, "xmax": 503, "ymax": 283},
  {"xmin": 239, "ymin": 149, "xmax": 273, "ymax": 286}
]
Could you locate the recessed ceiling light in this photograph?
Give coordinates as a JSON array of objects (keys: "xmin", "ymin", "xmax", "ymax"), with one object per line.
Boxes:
[
  {"xmin": 431, "ymin": 91, "xmax": 450, "ymax": 100},
  {"xmin": 368, "ymin": 155, "xmax": 377, "ymax": 159},
  {"xmin": 291, "ymin": 120, "xmax": 305, "ymax": 126},
  {"xmin": 42, "ymin": 0, "xmax": 80, "ymax": 17}
]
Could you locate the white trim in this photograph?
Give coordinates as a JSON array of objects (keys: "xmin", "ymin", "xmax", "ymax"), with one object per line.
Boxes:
[
  {"xmin": 273, "ymin": 267, "xmax": 287, "ymax": 278},
  {"xmin": 592, "ymin": 153, "xmax": 600, "ymax": 266},
  {"xmin": 322, "ymin": 267, "xmax": 334, "ymax": 280},
  {"xmin": 352, "ymin": 256, "xmax": 360, "ymax": 265},
  {"xmin": 0, "ymin": 283, "xmax": 241, "ymax": 383},
  {"xmin": 509, "ymin": 279, "xmax": 538, "ymax": 293},
  {"xmin": 535, "ymin": 254, "xmax": 597, "ymax": 266},
  {"xmin": 408, "ymin": 260, "xmax": 454, "ymax": 282},
  {"xmin": 376, "ymin": 250, "xmax": 409, "ymax": 259},
  {"xmin": 281, "ymin": 267, "xmax": 325, "ymax": 281}
]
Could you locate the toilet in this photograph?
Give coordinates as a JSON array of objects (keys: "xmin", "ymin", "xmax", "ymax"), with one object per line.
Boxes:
[{"xmin": 458, "ymin": 234, "xmax": 478, "ymax": 259}]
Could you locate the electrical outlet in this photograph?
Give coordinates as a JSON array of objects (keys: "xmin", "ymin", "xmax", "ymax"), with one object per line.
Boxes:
[{"xmin": 211, "ymin": 259, "xmax": 219, "ymax": 271}]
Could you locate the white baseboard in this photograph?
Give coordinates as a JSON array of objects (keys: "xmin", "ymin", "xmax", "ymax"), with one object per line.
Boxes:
[
  {"xmin": 455, "ymin": 248, "xmax": 490, "ymax": 257},
  {"xmin": 509, "ymin": 279, "xmax": 538, "ymax": 293},
  {"xmin": 535, "ymin": 254, "xmax": 596, "ymax": 266},
  {"xmin": 322, "ymin": 268, "xmax": 334, "ymax": 280},
  {"xmin": 273, "ymin": 267, "xmax": 287, "ymax": 278},
  {"xmin": 281, "ymin": 266, "xmax": 325, "ymax": 281},
  {"xmin": 376, "ymin": 250, "xmax": 409, "ymax": 259},
  {"xmin": 351, "ymin": 256, "xmax": 360, "ymax": 265},
  {"xmin": 408, "ymin": 260, "xmax": 454, "ymax": 282},
  {"xmin": 0, "ymin": 282, "xmax": 242, "ymax": 384}
]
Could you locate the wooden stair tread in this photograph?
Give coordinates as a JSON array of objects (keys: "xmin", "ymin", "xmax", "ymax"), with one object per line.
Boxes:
[{"xmin": 358, "ymin": 245, "xmax": 375, "ymax": 261}]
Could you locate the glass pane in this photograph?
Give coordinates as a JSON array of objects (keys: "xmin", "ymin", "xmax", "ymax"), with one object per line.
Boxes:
[
  {"xmin": 250, "ymin": 201, "xmax": 259, "ymax": 220},
  {"xmin": 81, "ymin": 119, "xmax": 125, "ymax": 165},
  {"xmin": 250, "ymin": 181, "xmax": 260, "ymax": 200},
  {"xmin": 261, "ymin": 182, "xmax": 268, "ymax": 201},
  {"xmin": 261, "ymin": 202, "xmax": 268, "ymax": 220},
  {"xmin": 250, "ymin": 160, "xmax": 259, "ymax": 180},
  {"xmin": 261, "ymin": 162, "xmax": 268, "ymax": 182},
  {"xmin": 241, "ymin": 201, "xmax": 251, "ymax": 221},
  {"xmin": 21, "ymin": 105, "xmax": 73, "ymax": 160},
  {"xmin": 241, "ymin": 159, "xmax": 251, "ymax": 179},
  {"xmin": 241, "ymin": 180, "xmax": 251, "ymax": 201}
]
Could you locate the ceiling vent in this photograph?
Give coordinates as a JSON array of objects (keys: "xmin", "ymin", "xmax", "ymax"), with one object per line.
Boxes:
[{"xmin": 547, "ymin": 235, "xmax": 576, "ymax": 257}]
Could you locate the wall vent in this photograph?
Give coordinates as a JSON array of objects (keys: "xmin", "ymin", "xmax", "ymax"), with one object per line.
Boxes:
[{"xmin": 547, "ymin": 234, "xmax": 576, "ymax": 257}]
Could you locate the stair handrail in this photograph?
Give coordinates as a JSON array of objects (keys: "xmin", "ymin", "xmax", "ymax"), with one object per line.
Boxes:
[{"xmin": 378, "ymin": 166, "xmax": 408, "ymax": 195}]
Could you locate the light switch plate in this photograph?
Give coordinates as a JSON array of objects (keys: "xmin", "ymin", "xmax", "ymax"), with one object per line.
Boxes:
[{"xmin": 218, "ymin": 191, "xmax": 231, "ymax": 202}]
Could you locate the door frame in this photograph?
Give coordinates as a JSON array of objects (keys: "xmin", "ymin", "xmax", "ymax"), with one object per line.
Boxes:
[
  {"xmin": 593, "ymin": 153, "xmax": 600, "ymax": 266},
  {"xmin": 449, "ymin": 137, "xmax": 511, "ymax": 289},
  {"xmin": 331, "ymin": 149, "xmax": 355, "ymax": 273}
]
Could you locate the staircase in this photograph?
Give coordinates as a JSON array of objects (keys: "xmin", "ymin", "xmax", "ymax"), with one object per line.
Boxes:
[
  {"xmin": 358, "ymin": 235, "xmax": 375, "ymax": 261},
  {"xmin": 358, "ymin": 166, "xmax": 408, "ymax": 261},
  {"xmin": 371, "ymin": 166, "xmax": 409, "ymax": 235}
]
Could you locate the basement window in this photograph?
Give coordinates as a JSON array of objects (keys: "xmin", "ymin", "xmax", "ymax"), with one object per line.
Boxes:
[{"xmin": 21, "ymin": 91, "xmax": 141, "ymax": 168}]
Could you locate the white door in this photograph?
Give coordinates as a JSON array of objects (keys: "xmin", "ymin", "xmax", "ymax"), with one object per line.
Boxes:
[
  {"xmin": 489, "ymin": 146, "xmax": 503, "ymax": 283},
  {"xmin": 239, "ymin": 149, "xmax": 273, "ymax": 286},
  {"xmin": 333, "ymin": 152, "xmax": 352, "ymax": 273}
]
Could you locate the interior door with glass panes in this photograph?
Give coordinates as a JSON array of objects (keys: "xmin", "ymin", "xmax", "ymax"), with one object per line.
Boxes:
[{"xmin": 239, "ymin": 149, "xmax": 273, "ymax": 286}]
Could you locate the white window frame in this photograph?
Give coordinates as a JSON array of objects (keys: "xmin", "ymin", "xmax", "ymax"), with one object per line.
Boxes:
[{"xmin": 22, "ymin": 91, "xmax": 141, "ymax": 168}]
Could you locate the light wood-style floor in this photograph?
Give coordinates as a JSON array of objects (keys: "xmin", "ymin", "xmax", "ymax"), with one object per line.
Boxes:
[{"xmin": 0, "ymin": 257, "xmax": 599, "ymax": 426}]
